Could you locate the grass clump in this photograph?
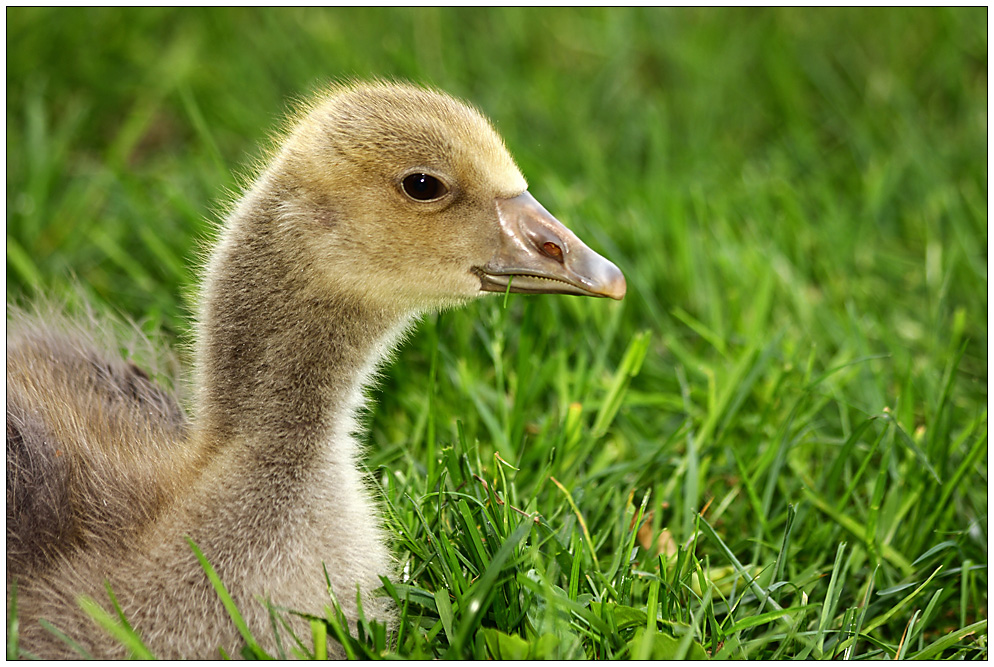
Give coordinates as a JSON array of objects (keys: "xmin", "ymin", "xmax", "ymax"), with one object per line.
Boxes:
[{"xmin": 6, "ymin": 7, "xmax": 987, "ymax": 659}]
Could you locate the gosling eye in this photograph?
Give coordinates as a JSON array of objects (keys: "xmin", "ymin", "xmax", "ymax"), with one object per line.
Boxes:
[{"xmin": 402, "ymin": 173, "xmax": 449, "ymax": 202}]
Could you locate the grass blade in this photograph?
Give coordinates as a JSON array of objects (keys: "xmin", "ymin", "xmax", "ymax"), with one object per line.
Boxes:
[
  {"xmin": 187, "ymin": 537, "xmax": 268, "ymax": 659},
  {"xmin": 907, "ymin": 619, "xmax": 987, "ymax": 660}
]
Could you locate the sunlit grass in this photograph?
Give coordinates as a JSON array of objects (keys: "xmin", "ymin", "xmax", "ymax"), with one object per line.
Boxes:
[{"xmin": 6, "ymin": 7, "xmax": 987, "ymax": 659}]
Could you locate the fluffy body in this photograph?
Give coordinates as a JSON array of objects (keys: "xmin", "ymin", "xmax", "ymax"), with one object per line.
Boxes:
[{"xmin": 8, "ymin": 81, "xmax": 528, "ymax": 658}]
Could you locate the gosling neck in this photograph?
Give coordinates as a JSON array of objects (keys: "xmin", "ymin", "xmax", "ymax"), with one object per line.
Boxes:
[{"xmin": 194, "ymin": 188, "xmax": 414, "ymax": 460}]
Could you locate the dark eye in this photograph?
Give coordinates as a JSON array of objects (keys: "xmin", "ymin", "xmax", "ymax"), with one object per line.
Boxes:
[{"xmin": 402, "ymin": 173, "xmax": 448, "ymax": 201}]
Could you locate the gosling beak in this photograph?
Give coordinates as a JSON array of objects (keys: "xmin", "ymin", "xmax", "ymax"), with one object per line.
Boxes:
[{"xmin": 476, "ymin": 192, "xmax": 627, "ymax": 300}]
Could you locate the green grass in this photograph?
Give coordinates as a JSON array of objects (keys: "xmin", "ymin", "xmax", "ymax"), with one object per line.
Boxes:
[{"xmin": 6, "ymin": 7, "xmax": 987, "ymax": 660}]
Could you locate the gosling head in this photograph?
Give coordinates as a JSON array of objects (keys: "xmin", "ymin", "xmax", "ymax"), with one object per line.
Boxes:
[{"xmin": 260, "ymin": 80, "xmax": 626, "ymax": 312}]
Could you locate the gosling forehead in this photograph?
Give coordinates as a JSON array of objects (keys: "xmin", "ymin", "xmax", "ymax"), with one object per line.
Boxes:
[{"xmin": 293, "ymin": 81, "xmax": 527, "ymax": 198}]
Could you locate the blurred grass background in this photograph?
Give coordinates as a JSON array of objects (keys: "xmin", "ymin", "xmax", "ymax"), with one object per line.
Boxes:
[{"xmin": 6, "ymin": 7, "xmax": 987, "ymax": 659}]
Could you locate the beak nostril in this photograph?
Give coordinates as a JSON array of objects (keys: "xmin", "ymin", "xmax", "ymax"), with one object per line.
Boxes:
[{"xmin": 542, "ymin": 241, "xmax": 564, "ymax": 263}]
